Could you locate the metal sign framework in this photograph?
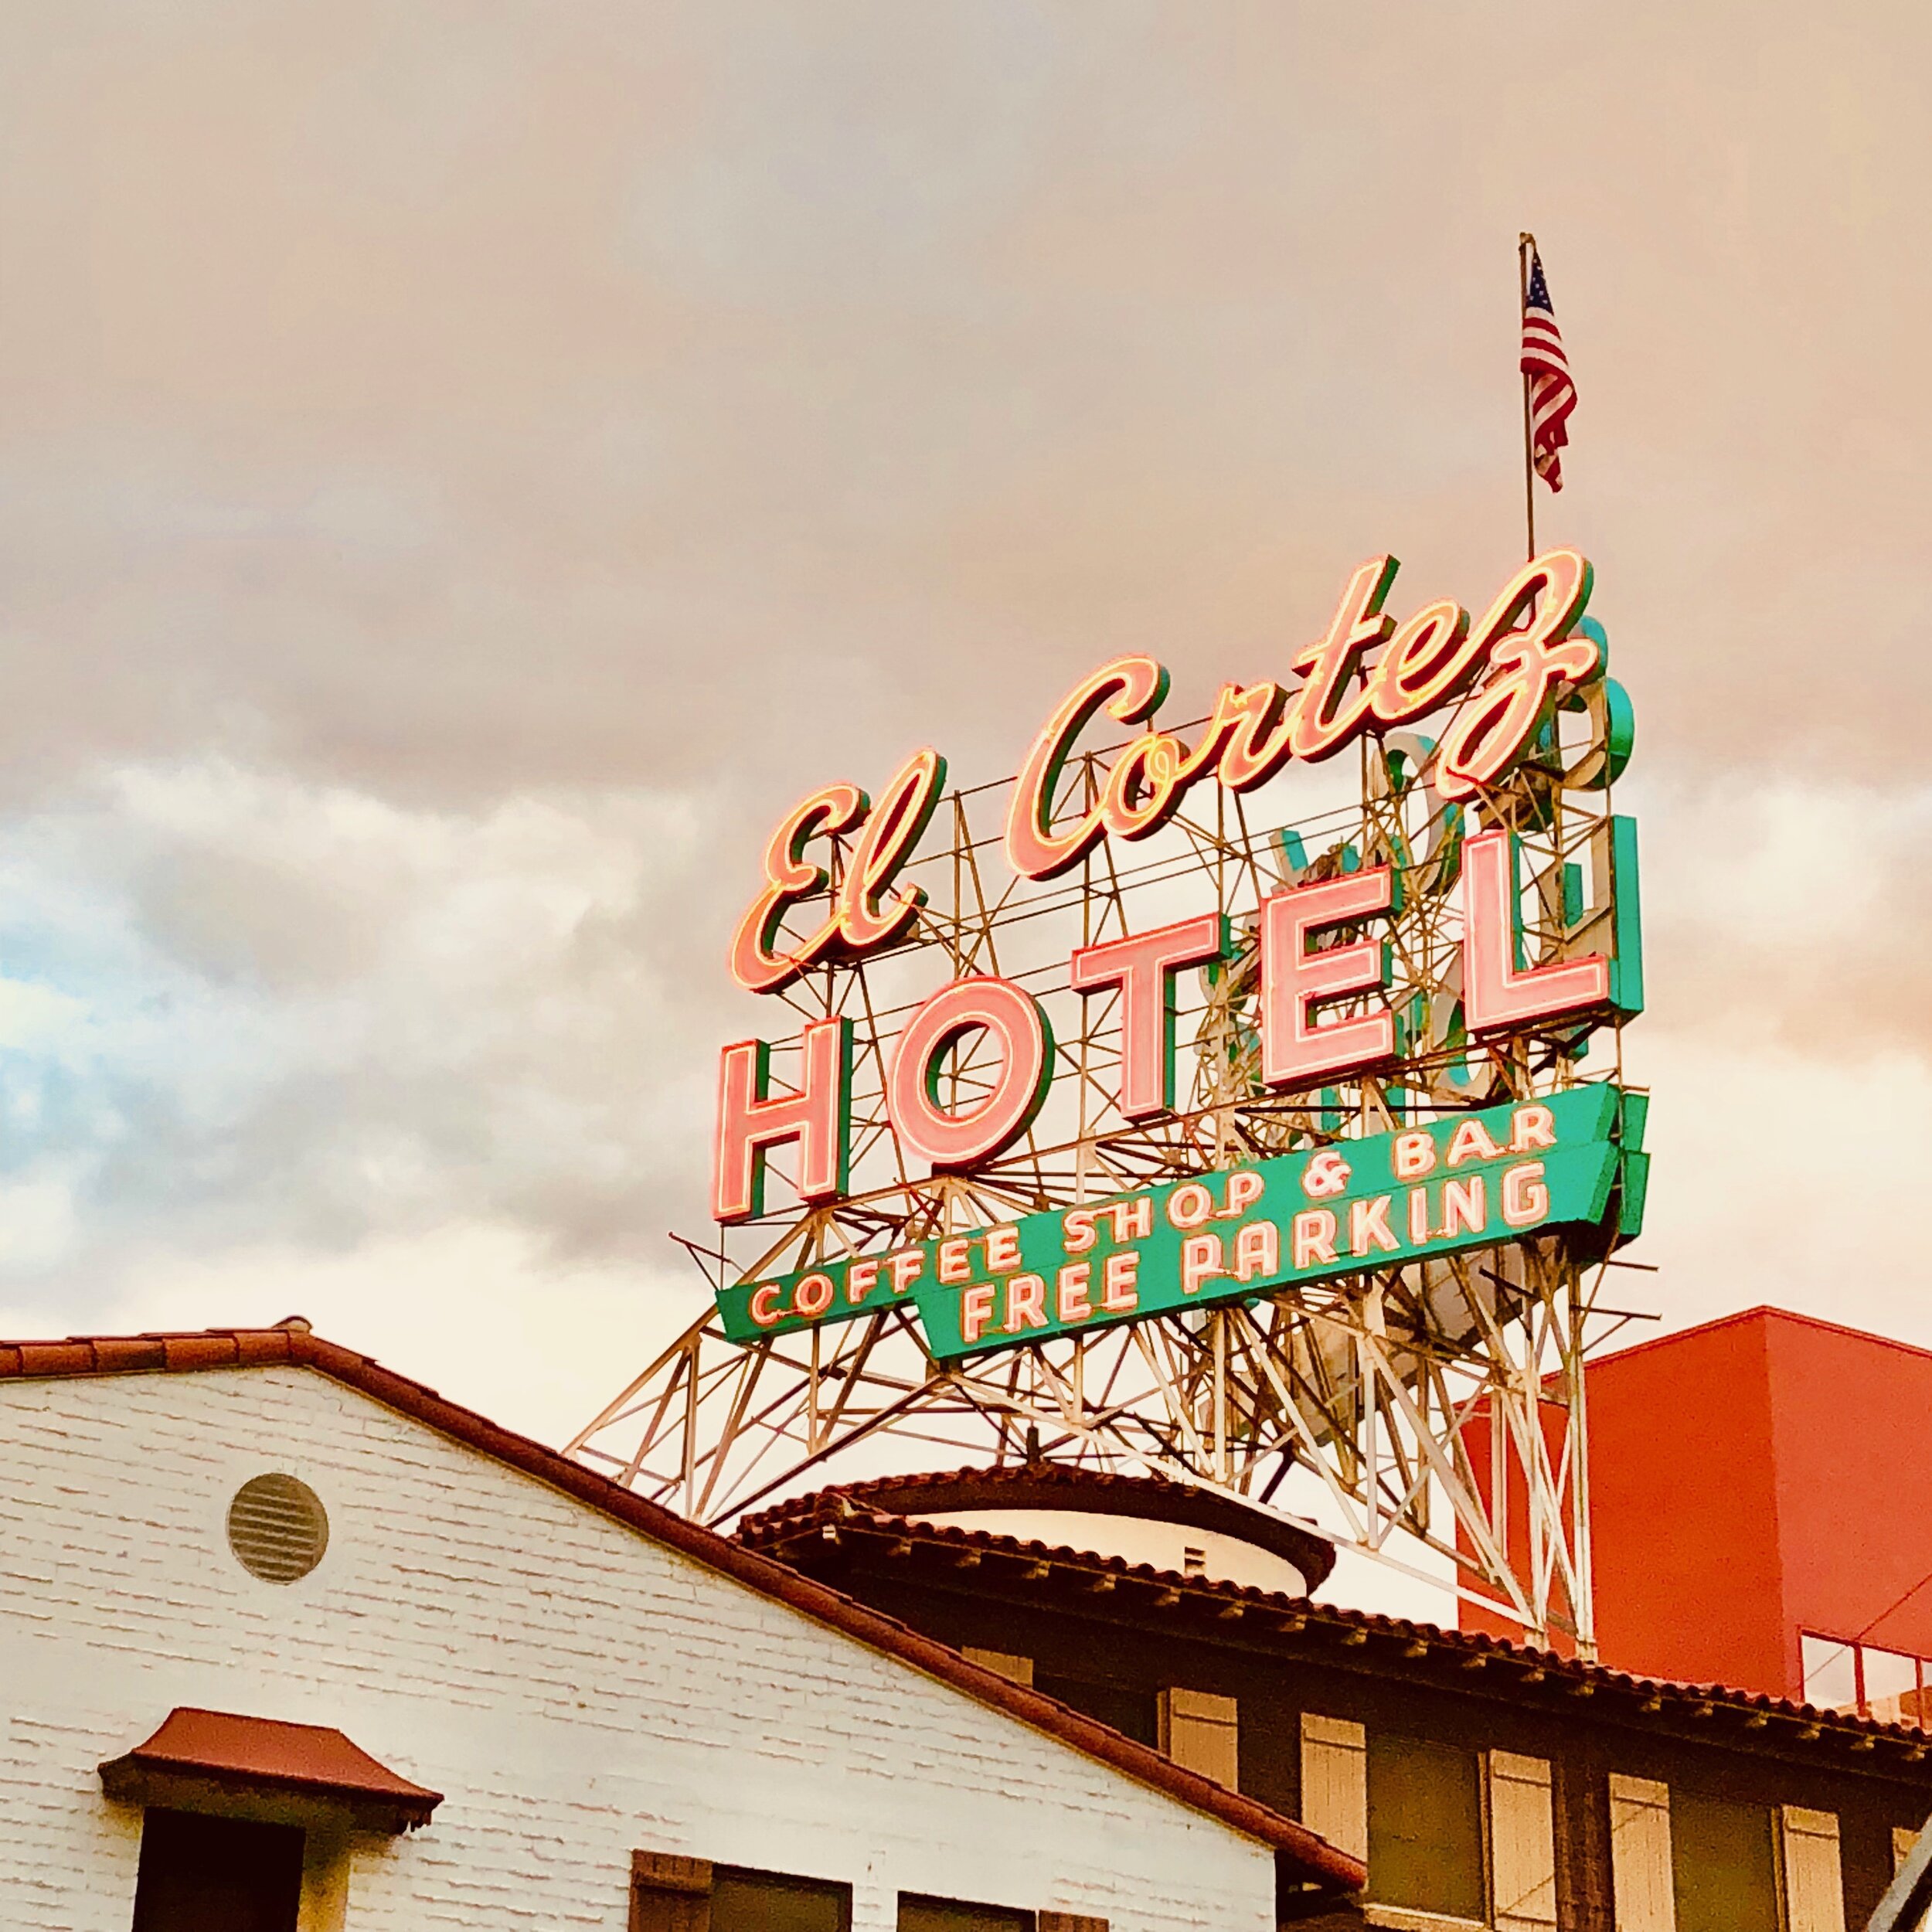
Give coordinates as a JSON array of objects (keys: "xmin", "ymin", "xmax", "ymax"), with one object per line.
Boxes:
[{"xmin": 568, "ymin": 679, "xmax": 1639, "ymax": 1653}]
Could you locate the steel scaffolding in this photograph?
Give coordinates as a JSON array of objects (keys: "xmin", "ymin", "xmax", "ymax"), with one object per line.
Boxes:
[{"xmin": 569, "ymin": 673, "xmax": 1638, "ymax": 1653}]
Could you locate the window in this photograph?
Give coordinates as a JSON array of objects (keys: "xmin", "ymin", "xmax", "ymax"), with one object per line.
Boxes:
[
  {"xmin": 131, "ymin": 1808, "xmax": 304, "ymax": 1932},
  {"xmin": 1034, "ymin": 1673, "xmax": 1158, "ymax": 1747},
  {"xmin": 1612, "ymin": 1781, "xmax": 1845, "ymax": 1932},
  {"xmin": 631, "ymin": 1854, "xmax": 851, "ymax": 1932},
  {"xmin": 1801, "ymin": 1631, "xmax": 1932, "ymax": 1727},
  {"xmin": 1366, "ymin": 1733, "xmax": 1485, "ymax": 1921},
  {"xmin": 1182, "ymin": 1546, "xmax": 1207, "ymax": 1577},
  {"xmin": 714, "ymin": 1869, "xmax": 850, "ymax": 1932},
  {"xmin": 1670, "ymin": 1793, "xmax": 1777, "ymax": 1932},
  {"xmin": 1781, "ymin": 1808, "xmax": 1847, "ymax": 1932},
  {"xmin": 898, "ymin": 1896, "xmax": 1032, "ymax": 1932}
]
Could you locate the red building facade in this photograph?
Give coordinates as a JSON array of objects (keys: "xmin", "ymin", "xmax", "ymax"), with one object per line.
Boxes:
[{"xmin": 1586, "ymin": 1307, "xmax": 1932, "ymax": 1716}]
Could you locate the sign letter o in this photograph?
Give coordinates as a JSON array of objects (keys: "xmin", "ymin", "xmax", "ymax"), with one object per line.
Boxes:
[{"xmin": 887, "ymin": 977, "xmax": 1054, "ymax": 1172}]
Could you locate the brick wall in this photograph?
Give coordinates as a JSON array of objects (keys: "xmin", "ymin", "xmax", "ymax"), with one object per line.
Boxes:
[{"xmin": 0, "ymin": 1366, "xmax": 1275, "ymax": 1930}]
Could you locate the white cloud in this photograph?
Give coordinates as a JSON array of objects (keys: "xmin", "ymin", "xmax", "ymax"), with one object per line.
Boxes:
[
  {"xmin": 1621, "ymin": 1031, "xmax": 1932, "ymax": 1345},
  {"xmin": 0, "ymin": 1217, "xmax": 697, "ymax": 1451},
  {"xmin": 0, "ymin": 757, "xmax": 727, "ymax": 1301},
  {"xmin": 2, "ymin": 0, "xmax": 1931, "ymax": 1539},
  {"xmin": 0, "ymin": 1163, "xmax": 83, "ymax": 1277}
]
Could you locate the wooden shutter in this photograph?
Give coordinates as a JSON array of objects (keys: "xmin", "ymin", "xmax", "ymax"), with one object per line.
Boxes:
[
  {"xmin": 1298, "ymin": 1713, "xmax": 1368, "ymax": 1863},
  {"xmin": 631, "ymin": 1852, "xmax": 711, "ymax": 1932},
  {"xmin": 1158, "ymin": 1688, "xmax": 1239, "ymax": 1789},
  {"xmin": 1488, "ymin": 1750, "xmax": 1557, "ymax": 1932},
  {"xmin": 1780, "ymin": 1808, "xmax": 1846, "ymax": 1932},
  {"xmin": 1607, "ymin": 1774, "xmax": 1674, "ymax": 1932},
  {"xmin": 1039, "ymin": 1917, "xmax": 1108, "ymax": 1932},
  {"xmin": 962, "ymin": 1646, "xmax": 1035, "ymax": 1688}
]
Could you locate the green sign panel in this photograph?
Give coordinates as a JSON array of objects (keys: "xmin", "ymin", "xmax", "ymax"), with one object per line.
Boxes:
[{"xmin": 718, "ymin": 1083, "xmax": 1648, "ymax": 1363}]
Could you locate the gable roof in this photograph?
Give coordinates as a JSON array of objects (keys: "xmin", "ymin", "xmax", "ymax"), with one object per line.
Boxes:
[
  {"xmin": 739, "ymin": 1485, "xmax": 1932, "ymax": 1777},
  {"xmin": 0, "ymin": 1320, "xmax": 1363, "ymax": 1893}
]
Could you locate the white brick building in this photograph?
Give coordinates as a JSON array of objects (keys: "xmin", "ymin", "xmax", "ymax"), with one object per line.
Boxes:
[{"xmin": 0, "ymin": 1320, "xmax": 1360, "ymax": 1931}]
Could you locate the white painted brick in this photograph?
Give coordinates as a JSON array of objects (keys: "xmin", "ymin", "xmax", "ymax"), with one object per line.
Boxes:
[{"xmin": 0, "ymin": 1366, "xmax": 1274, "ymax": 1930}]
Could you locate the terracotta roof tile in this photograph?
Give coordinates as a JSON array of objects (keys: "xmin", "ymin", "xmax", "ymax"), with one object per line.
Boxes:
[
  {"xmin": 90, "ymin": 1337, "xmax": 169, "ymax": 1374},
  {"xmin": 232, "ymin": 1330, "xmax": 296, "ymax": 1366},
  {"xmin": 738, "ymin": 1488, "xmax": 1932, "ymax": 1760},
  {"xmin": 19, "ymin": 1341, "xmax": 99, "ymax": 1376},
  {"xmin": 161, "ymin": 1334, "xmax": 244, "ymax": 1369}
]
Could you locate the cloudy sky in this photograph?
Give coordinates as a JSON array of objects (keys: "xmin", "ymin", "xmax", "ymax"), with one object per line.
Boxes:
[{"xmin": 1, "ymin": 3, "xmax": 1927, "ymax": 1471}]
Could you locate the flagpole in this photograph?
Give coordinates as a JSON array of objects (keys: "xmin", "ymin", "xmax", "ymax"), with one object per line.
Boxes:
[{"xmin": 1518, "ymin": 232, "xmax": 1536, "ymax": 560}]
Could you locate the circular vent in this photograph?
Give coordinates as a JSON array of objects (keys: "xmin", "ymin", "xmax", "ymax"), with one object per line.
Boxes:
[{"xmin": 226, "ymin": 1473, "xmax": 329, "ymax": 1583}]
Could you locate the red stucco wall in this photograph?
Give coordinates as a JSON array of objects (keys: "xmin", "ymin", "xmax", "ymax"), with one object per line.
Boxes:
[
  {"xmin": 1566, "ymin": 1307, "xmax": 1932, "ymax": 1699},
  {"xmin": 1759, "ymin": 1310, "xmax": 1932, "ymax": 1685},
  {"xmin": 1583, "ymin": 1309, "xmax": 1788, "ymax": 1693}
]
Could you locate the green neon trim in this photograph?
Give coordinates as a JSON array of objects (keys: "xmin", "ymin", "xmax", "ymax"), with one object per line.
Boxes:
[
  {"xmin": 831, "ymin": 1020, "xmax": 855, "ymax": 1197},
  {"xmin": 1600, "ymin": 679, "xmax": 1635, "ymax": 787},
  {"xmin": 1617, "ymin": 1148, "xmax": 1651, "ymax": 1240},
  {"xmin": 1506, "ymin": 832, "xmax": 1531, "ymax": 974},
  {"xmin": 1562, "ymin": 861, "xmax": 1583, "ymax": 929},
  {"xmin": 1608, "ymin": 814, "xmax": 1645, "ymax": 1017},
  {"xmin": 1435, "ymin": 997, "xmax": 1488, "ymax": 1099},
  {"xmin": 742, "ymin": 1038, "xmax": 774, "ymax": 1219},
  {"xmin": 1157, "ymin": 914, "xmax": 1230, "ymax": 1113},
  {"xmin": 742, "ymin": 1019, "xmax": 854, "ymax": 1219}
]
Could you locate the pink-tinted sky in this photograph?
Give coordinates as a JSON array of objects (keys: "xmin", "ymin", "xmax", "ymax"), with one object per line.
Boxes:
[{"xmin": 0, "ymin": 4, "xmax": 1927, "ymax": 1465}]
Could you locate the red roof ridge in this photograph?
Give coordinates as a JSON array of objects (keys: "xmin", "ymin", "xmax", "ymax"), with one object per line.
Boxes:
[{"xmin": 0, "ymin": 1322, "xmax": 1362, "ymax": 1891}]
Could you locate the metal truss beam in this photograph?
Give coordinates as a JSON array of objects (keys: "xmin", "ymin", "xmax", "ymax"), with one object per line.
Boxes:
[{"xmin": 570, "ymin": 668, "xmax": 1638, "ymax": 1654}]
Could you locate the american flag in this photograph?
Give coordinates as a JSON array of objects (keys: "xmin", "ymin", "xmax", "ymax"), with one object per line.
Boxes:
[{"xmin": 1520, "ymin": 245, "xmax": 1576, "ymax": 492}]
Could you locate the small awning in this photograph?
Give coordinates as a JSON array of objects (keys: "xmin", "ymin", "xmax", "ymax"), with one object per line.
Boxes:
[{"xmin": 100, "ymin": 1707, "xmax": 442, "ymax": 1835}]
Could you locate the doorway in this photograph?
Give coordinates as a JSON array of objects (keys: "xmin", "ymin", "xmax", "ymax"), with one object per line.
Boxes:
[{"xmin": 131, "ymin": 1808, "xmax": 304, "ymax": 1932}]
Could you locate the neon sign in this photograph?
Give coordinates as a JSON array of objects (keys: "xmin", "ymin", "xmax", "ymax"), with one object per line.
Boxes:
[
  {"xmin": 1005, "ymin": 549, "xmax": 1598, "ymax": 880},
  {"xmin": 727, "ymin": 749, "xmax": 948, "ymax": 995},
  {"xmin": 717, "ymin": 1086, "xmax": 1649, "ymax": 1361},
  {"xmin": 709, "ymin": 546, "xmax": 1645, "ymax": 1355},
  {"xmin": 724, "ymin": 548, "xmax": 1607, "ymax": 1004}
]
